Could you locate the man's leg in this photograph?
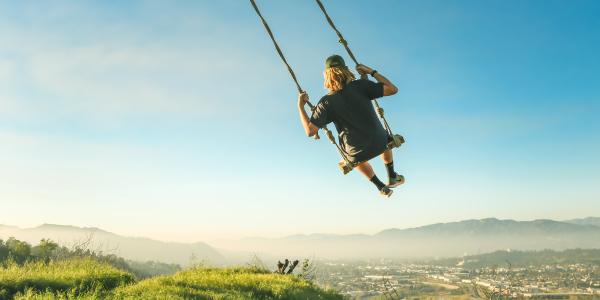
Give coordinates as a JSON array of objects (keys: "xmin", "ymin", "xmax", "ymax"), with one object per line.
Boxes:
[
  {"xmin": 381, "ymin": 149, "xmax": 393, "ymax": 164},
  {"xmin": 355, "ymin": 161, "xmax": 375, "ymax": 179},
  {"xmin": 380, "ymin": 149, "xmax": 404, "ymax": 187},
  {"xmin": 356, "ymin": 161, "xmax": 392, "ymax": 196}
]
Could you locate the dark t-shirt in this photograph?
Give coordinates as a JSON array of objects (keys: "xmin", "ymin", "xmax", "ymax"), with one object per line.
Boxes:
[{"xmin": 310, "ymin": 79, "xmax": 388, "ymax": 163}]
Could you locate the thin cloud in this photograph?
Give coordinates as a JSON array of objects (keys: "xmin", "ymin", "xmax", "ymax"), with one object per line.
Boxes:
[{"xmin": 0, "ymin": 3, "xmax": 280, "ymax": 125}]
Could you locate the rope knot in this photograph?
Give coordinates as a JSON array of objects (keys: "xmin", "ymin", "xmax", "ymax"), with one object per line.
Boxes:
[{"xmin": 338, "ymin": 38, "xmax": 348, "ymax": 46}]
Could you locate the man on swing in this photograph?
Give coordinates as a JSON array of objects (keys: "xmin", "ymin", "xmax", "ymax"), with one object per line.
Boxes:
[{"xmin": 297, "ymin": 55, "xmax": 404, "ymax": 197}]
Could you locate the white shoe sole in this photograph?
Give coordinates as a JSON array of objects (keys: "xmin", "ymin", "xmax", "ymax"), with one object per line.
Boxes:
[{"xmin": 381, "ymin": 189, "xmax": 393, "ymax": 198}]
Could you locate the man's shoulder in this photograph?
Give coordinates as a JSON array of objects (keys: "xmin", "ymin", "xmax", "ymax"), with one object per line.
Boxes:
[
  {"xmin": 352, "ymin": 78, "xmax": 373, "ymax": 86},
  {"xmin": 318, "ymin": 94, "xmax": 333, "ymax": 105},
  {"xmin": 345, "ymin": 79, "xmax": 370, "ymax": 90}
]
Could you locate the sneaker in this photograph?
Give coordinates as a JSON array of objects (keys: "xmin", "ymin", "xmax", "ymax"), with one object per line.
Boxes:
[
  {"xmin": 388, "ymin": 174, "xmax": 405, "ymax": 188},
  {"xmin": 380, "ymin": 186, "xmax": 393, "ymax": 198}
]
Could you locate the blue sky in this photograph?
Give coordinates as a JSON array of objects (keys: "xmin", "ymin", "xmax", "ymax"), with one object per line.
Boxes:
[{"xmin": 1, "ymin": 0, "xmax": 599, "ymax": 242}]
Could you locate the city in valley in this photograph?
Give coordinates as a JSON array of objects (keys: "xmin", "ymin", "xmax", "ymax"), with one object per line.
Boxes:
[{"xmin": 315, "ymin": 259, "xmax": 600, "ymax": 299}]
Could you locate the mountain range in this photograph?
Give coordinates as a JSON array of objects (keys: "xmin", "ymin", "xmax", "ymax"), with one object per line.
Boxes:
[
  {"xmin": 212, "ymin": 217, "xmax": 600, "ymax": 260},
  {"xmin": 1, "ymin": 217, "xmax": 599, "ymax": 264},
  {"xmin": 0, "ymin": 224, "xmax": 224, "ymax": 266}
]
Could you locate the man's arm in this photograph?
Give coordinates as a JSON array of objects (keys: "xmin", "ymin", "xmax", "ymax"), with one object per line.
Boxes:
[
  {"xmin": 297, "ymin": 92, "xmax": 319, "ymax": 137},
  {"xmin": 356, "ymin": 64, "xmax": 398, "ymax": 96}
]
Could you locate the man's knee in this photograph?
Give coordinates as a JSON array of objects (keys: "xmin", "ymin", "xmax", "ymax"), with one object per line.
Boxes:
[
  {"xmin": 357, "ymin": 161, "xmax": 371, "ymax": 169},
  {"xmin": 381, "ymin": 150, "xmax": 393, "ymax": 163}
]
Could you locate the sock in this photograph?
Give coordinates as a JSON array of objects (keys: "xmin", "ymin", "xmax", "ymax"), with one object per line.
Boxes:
[
  {"xmin": 385, "ymin": 161, "xmax": 397, "ymax": 179},
  {"xmin": 370, "ymin": 175, "xmax": 386, "ymax": 191}
]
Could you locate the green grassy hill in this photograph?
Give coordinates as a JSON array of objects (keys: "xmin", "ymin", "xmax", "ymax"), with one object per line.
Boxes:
[
  {"xmin": 113, "ymin": 267, "xmax": 342, "ymax": 300},
  {"xmin": 3, "ymin": 259, "xmax": 342, "ymax": 300},
  {"xmin": 0, "ymin": 257, "xmax": 134, "ymax": 300}
]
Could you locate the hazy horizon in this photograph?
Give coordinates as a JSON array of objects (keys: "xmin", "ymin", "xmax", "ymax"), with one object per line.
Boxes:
[
  {"xmin": 3, "ymin": 217, "xmax": 600, "ymax": 265},
  {"xmin": 1, "ymin": 1, "xmax": 599, "ymax": 242},
  {"xmin": 2, "ymin": 216, "xmax": 599, "ymax": 244}
]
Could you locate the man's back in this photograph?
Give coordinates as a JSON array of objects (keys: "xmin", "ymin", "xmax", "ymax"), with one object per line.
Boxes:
[{"xmin": 311, "ymin": 79, "xmax": 388, "ymax": 163}]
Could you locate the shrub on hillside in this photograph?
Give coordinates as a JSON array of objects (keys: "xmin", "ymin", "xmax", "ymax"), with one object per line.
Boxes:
[{"xmin": 0, "ymin": 238, "xmax": 180, "ymax": 280}]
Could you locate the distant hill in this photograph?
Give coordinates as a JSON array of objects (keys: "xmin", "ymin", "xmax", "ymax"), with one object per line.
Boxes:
[
  {"xmin": 0, "ymin": 224, "xmax": 224, "ymax": 266},
  {"xmin": 432, "ymin": 248, "xmax": 600, "ymax": 269},
  {"xmin": 212, "ymin": 218, "xmax": 600, "ymax": 260},
  {"xmin": 376, "ymin": 218, "xmax": 593, "ymax": 236},
  {"xmin": 565, "ymin": 217, "xmax": 600, "ymax": 228}
]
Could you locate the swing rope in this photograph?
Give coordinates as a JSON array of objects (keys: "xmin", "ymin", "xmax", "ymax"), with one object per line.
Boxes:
[
  {"xmin": 314, "ymin": 0, "xmax": 395, "ymax": 138},
  {"xmin": 249, "ymin": 0, "xmax": 303, "ymax": 96},
  {"xmin": 249, "ymin": 0, "xmax": 354, "ymax": 168}
]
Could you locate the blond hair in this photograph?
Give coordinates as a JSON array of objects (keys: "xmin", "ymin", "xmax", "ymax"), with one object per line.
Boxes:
[{"xmin": 324, "ymin": 66, "xmax": 356, "ymax": 93}]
